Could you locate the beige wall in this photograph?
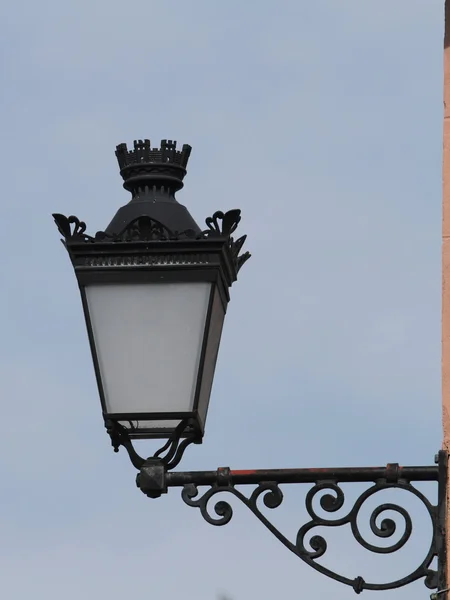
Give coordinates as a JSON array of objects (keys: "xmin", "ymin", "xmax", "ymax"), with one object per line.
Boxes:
[
  {"xmin": 444, "ymin": 2, "xmax": 450, "ymax": 445},
  {"xmin": 444, "ymin": 1, "xmax": 450, "ymax": 451},
  {"xmin": 444, "ymin": 0, "xmax": 450, "ymax": 586}
]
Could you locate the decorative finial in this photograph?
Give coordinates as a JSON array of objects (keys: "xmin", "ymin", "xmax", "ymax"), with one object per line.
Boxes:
[
  {"xmin": 115, "ymin": 138, "xmax": 192, "ymax": 194},
  {"xmin": 115, "ymin": 138, "xmax": 191, "ymax": 170}
]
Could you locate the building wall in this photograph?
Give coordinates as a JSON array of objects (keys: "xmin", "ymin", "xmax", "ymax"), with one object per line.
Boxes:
[{"xmin": 443, "ymin": 0, "xmax": 450, "ymax": 588}]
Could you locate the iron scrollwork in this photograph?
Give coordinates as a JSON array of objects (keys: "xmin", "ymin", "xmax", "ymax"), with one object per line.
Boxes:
[
  {"xmin": 201, "ymin": 209, "xmax": 251, "ymax": 273},
  {"xmin": 52, "ymin": 213, "xmax": 186, "ymax": 244},
  {"xmin": 181, "ymin": 469, "xmax": 443, "ymax": 594}
]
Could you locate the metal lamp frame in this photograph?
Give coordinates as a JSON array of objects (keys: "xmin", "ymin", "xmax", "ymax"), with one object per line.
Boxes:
[{"xmin": 53, "ymin": 208, "xmax": 250, "ymax": 440}]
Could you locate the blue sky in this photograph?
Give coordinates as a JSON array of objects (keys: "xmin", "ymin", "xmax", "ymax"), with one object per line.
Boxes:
[{"xmin": 0, "ymin": 1, "xmax": 445, "ymax": 599}]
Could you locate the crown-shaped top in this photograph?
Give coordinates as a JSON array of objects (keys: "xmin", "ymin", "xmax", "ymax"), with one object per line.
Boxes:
[
  {"xmin": 115, "ymin": 139, "xmax": 192, "ymax": 171},
  {"xmin": 114, "ymin": 138, "xmax": 192, "ymax": 195}
]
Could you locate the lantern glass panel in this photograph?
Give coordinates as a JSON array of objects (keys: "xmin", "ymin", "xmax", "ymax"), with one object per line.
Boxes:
[
  {"xmin": 84, "ymin": 281, "xmax": 212, "ymax": 418},
  {"xmin": 197, "ymin": 286, "xmax": 225, "ymax": 428}
]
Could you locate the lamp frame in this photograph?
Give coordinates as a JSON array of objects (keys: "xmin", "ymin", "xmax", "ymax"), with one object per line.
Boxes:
[{"xmin": 53, "ymin": 209, "xmax": 250, "ymax": 440}]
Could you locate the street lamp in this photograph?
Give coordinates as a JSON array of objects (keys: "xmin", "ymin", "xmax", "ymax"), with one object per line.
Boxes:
[
  {"xmin": 54, "ymin": 137, "xmax": 446, "ymax": 597},
  {"xmin": 53, "ymin": 138, "xmax": 249, "ymax": 467}
]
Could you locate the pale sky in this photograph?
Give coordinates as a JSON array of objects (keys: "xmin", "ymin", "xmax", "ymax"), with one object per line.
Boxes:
[{"xmin": 0, "ymin": 1, "xmax": 444, "ymax": 599}]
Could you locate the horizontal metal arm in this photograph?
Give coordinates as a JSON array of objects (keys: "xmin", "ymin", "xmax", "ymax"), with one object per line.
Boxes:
[{"xmin": 166, "ymin": 464, "xmax": 439, "ymax": 487}]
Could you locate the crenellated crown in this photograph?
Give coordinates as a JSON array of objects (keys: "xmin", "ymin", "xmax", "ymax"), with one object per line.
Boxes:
[
  {"xmin": 116, "ymin": 139, "xmax": 191, "ymax": 170},
  {"xmin": 115, "ymin": 139, "xmax": 192, "ymax": 195}
]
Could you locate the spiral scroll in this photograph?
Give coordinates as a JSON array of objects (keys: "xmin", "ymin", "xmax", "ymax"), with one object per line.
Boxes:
[{"xmin": 181, "ymin": 479, "xmax": 439, "ymax": 594}]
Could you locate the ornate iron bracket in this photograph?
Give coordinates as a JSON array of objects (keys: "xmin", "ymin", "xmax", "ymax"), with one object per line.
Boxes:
[
  {"xmin": 106, "ymin": 418, "xmax": 201, "ymax": 487},
  {"xmin": 136, "ymin": 451, "xmax": 447, "ymax": 595}
]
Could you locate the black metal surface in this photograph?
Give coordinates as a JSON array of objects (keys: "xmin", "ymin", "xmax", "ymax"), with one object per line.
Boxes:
[
  {"xmin": 107, "ymin": 418, "xmax": 201, "ymax": 472},
  {"xmin": 115, "ymin": 138, "xmax": 191, "ymax": 193},
  {"xmin": 105, "ymin": 420, "xmax": 145, "ymax": 469},
  {"xmin": 167, "ymin": 465, "xmax": 439, "ymax": 486},
  {"xmin": 437, "ymin": 451, "xmax": 448, "ymax": 598},
  {"xmin": 52, "ymin": 208, "xmax": 250, "ymax": 276},
  {"xmin": 110, "ymin": 138, "xmax": 198, "ymax": 235},
  {"xmin": 138, "ymin": 460, "xmax": 167, "ymax": 498},
  {"xmin": 155, "ymin": 454, "xmax": 446, "ymax": 595}
]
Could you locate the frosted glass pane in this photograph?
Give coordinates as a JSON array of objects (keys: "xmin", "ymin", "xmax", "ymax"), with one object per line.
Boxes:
[
  {"xmin": 85, "ymin": 282, "xmax": 211, "ymax": 416},
  {"xmin": 197, "ymin": 288, "xmax": 225, "ymax": 428}
]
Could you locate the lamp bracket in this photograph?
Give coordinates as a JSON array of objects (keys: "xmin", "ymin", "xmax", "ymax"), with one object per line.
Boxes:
[
  {"xmin": 140, "ymin": 451, "xmax": 447, "ymax": 595},
  {"xmin": 105, "ymin": 418, "xmax": 201, "ymax": 473}
]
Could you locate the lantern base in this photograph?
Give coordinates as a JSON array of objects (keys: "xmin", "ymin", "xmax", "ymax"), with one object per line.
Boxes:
[{"xmin": 105, "ymin": 418, "xmax": 201, "ymax": 471}]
